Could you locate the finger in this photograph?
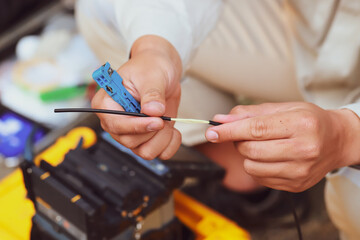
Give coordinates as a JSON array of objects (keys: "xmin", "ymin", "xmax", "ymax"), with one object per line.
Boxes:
[
  {"xmin": 251, "ymin": 176, "xmax": 307, "ymax": 193},
  {"xmin": 235, "ymin": 139, "xmax": 298, "ymax": 162},
  {"xmin": 213, "ymin": 105, "xmax": 271, "ymax": 123},
  {"xmin": 206, "ymin": 112, "xmax": 295, "ymax": 143},
  {"xmin": 243, "ymin": 159, "xmax": 312, "ymax": 185},
  {"xmin": 132, "ymin": 123, "xmax": 174, "ymax": 160},
  {"xmin": 251, "ymin": 176, "xmax": 292, "ymax": 191},
  {"xmin": 213, "ymin": 103, "xmax": 294, "ymax": 123},
  {"xmin": 100, "ymin": 114, "xmax": 164, "ymax": 135},
  {"xmin": 119, "ymin": 68, "xmax": 167, "ymax": 117},
  {"xmin": 109, "ymin": 132, "xmax": 155, "ymax": 149},
  {"xmin": 230, "ymin": 102, "xmax": 296, "ymax": 115},
  {"xmin": 93, "ymin": 89, "xmax": 164, "ymax": 134},
  {"xmin": 92, "ymin": 88, "xmax": 122, "ymax": 110},
  {"xmin": 158, "ymin": 128, "xmax": 182, "ymax": 160},
  {"xmin": 243, "ymin": 159, "xmax": 294, "ymax": 179}
]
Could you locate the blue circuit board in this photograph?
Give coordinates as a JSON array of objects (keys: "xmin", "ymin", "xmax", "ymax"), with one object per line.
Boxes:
[{"xmin": 92, "ymin": 62, "xmax": 141, "ymax": 113}]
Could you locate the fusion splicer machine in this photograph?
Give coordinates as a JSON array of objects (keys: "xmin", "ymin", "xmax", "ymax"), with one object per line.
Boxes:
[{"xmin": 22, "ymin": 128, "xmax": 185, "ymax": 240}]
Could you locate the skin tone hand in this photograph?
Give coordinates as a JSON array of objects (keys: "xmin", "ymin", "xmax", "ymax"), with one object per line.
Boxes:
[
  {"xmin": 92, "ymin": 35, "xmax": 183, "ymax": 160},
  {"xmin": 205, "ymin": 102, "xmax": 360, "ymax": 192}
]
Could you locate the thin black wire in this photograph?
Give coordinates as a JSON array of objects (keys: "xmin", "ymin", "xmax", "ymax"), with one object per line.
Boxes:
[
  {"xmin": 54, "ymin": 108, "xmax": 221, "ymax": 126},
  {"xmin": 55, "ymin": 108, "xmax": 151, "ymax": 117},
  {"xmin": 286, "ymin": 192, "xmax": 303, "ymax": 240}
]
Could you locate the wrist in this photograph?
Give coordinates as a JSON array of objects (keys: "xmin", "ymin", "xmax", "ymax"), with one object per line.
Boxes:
[
  {"xmin": 130, "ymin": 35, "xmax": 182, "ymax": 85},
  {"xmin": 131, "ymin": 35, "xmax": 182, "ymax": 72},
  {"xmin": 330, "ymin": 109, "xmax": 360, "ymax": 167}
]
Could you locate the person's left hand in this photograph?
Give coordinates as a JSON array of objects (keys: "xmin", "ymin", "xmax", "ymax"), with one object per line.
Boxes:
[{"xmin": 205, "ymin": 102, "xmax": 360, "ymax": 192}]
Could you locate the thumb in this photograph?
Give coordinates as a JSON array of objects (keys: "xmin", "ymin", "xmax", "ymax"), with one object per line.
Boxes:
[
  {"xmin": 214, "ymin": 103, "xmax": 293, "ymax": 123},
  {"xmin": 117, "ymin": 55, "xmax": 169, "ymax": 117},
  {"xmin": 139, "ymin": 83, "xmax": 166, "ymax": 116}
]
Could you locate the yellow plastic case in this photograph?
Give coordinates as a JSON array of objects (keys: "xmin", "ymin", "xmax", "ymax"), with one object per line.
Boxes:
[
  {"xmin": 0, "ymin": 127, "xmax": 97, "ymax": 240},
  {"xmin": 174, "ymin": 190, "xmax": 250, "ymax": 240}
]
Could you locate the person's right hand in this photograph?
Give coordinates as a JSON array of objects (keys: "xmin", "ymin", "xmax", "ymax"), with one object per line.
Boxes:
[{"xmin": 92, "ymin": 35, "xmax": 183, "ymax": 160}]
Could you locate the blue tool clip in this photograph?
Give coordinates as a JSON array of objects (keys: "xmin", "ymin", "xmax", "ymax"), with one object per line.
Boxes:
[{"xmin": 92, "ymin": 62, "xmax": 141, "ymax": 113}]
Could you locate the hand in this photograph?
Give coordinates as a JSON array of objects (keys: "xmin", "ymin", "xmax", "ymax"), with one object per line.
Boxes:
[
  {"xmin": 205, "ymin": 102, "xmax": 360, "ymax": 192},
  {"xmin": 92, "ymin": 35, "xmax": 182, "ymax": 160}
]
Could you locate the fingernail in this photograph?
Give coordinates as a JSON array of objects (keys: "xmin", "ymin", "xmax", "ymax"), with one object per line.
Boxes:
[
  {"xmin": 147, "ymin": 122, "xmax": 162, "ymax": 131},
  {"xmin": 206, "ymin": 130, "xmax": 219, "ymax": 142},
  {"xmin": 143, "ymin": 101, "xmax": 165, "ymax": 113}
]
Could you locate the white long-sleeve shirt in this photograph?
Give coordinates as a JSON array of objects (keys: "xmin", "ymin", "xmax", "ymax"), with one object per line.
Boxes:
[
  {"xmin": 76, "ymin": 0, "xmax": 360, "ymax": 114},
  {"xmin": 286, "ymin": 0, "xmax": 360, "ymax": 115},
  {"xmin": 77, "ymin": 0, "xmax": 221, "ymax": 66}
]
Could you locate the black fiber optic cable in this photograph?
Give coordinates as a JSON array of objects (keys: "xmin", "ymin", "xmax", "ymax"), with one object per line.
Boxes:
[{"xmin": 54, "ymin": 108, "xmax": 222, "ymax": 126}]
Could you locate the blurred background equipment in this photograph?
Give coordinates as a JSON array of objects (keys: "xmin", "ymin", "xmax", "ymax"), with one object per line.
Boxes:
[
  {"xmin": 0, "ymin": 0, "xmax": 62, "ymax": 60},
  {"xmin": 0, "ymin": 0, "xmax": 98, "ymax": 169},
  {"xmin": 0, "ymin": 107, "xmax": 47, "ymax": 167},
  {"xmin": 0, "ymin": 13, "xmax": 99, "ymax": 128}
]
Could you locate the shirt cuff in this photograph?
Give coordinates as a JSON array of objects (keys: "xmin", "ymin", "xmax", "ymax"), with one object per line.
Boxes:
[{"xmin": 341, "ymin": 103, "xmax": 360, "ymax": 117}]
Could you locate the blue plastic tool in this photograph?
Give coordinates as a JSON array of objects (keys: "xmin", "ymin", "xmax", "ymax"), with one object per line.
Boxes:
[{"xmin": 92, "ymin": 62, "xmax": 141, "ymax": 113}]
